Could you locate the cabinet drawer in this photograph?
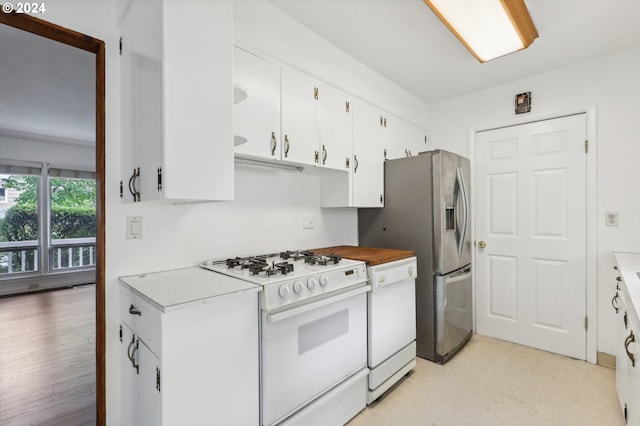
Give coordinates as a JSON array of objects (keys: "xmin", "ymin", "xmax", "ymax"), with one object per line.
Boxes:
[{"xmin": 119, "ymin": 284, "xmax": 161, "ymax": 356}]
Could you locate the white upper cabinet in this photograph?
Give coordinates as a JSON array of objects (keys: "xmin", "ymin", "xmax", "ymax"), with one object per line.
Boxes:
[
  {"xmin": 385, "ymin": 117, "xmax": 428, "ymax": 160},
  {"xmin": 352, "ymin": 101, "xmax": 385, "ymax": 207},
  {"xmin": 280, "ymin": 67, "xmax": 318, "ymax": 166},
  {"xmin": 233, "ymin": 50, "xmax": 352, "ymax": 172},
  {"xmin": 318, "ymin": 84, "xmax": 353, "ymax": 171},
  {"xmin": 233, "ymin": 47, "xmax": 281, "ymax": 160},
  {"xmin": 120, "ymin": 0, "xmax": 234, "ymax": 203}
]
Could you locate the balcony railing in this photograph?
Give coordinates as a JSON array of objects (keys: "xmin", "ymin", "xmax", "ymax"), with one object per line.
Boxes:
[
  {"xmin": 51, "ymin": 238, "xmax": 96, "ymax": 270},
  {"xmin": 0, "ymin": 238, "xmax": 96, "ymax": 275}
]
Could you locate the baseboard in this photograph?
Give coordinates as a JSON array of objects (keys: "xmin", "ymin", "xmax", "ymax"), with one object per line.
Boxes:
[{"xmin": 597, "ymin": 351, "xmax": 615, "ymax": 369}]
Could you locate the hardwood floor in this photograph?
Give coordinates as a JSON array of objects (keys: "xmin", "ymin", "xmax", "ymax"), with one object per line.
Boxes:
[{"xmin": 0, "ymin": 285, "xmax": 96, "ymax": 426}]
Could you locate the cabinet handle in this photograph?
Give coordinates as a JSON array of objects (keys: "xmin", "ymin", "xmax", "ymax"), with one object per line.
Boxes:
[
  {"xmin": 346, "ymin": 157, "xmax": 350, "ymax": 169},
  {"xmin": 271, "ymin": 132, "xmax": 277, "ymax": 156},
  {"xmin": 353, "ymin": 155, "xmax": 359, "ymax": 173},
  {"xmin": 612, "ymin": 292, "xmax": 621, "ymax": 314},
  {"xmin": 129, "ymin": 304, "xmax": 142, "ymax": 316},
  {"xmin": 128, "ymin": 169, "xmax": 136, "ymax": 201},
  {"xmin": 127, "ymin": 334, "xmax": 136, "ymax": 363},
  {"xmin": 131, "ymin": 339, "xmax": 140, "ymax": 374},
  {"xmin": 625, "ymin": 330, "xmax": 636, "ymax": 367},
  {"xmin": 157, "ymin": 167, "xmax": 162, "ymax": 192},
  {"xmin": 322, "ymin": 145, "xmax": 327, "ymax": 165},
  {"xmin": 384, "ymin": 149, "xmax": 387, "ymax": 160},
  {"xmin": 284, "ymin": 134, "xmax": 290, "ymax": 158},
  {"xmin": 128, "ymin": 167, "xmax": 140, "ymax": 202}
]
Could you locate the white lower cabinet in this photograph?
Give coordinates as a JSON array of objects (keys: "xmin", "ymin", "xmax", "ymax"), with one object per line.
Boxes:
[
  {"xmin": 613, "ymin": 254, "xmax": 640, "ymax": 425},
  {"xmin": 119, "ymin": 268, "xmax": 260, "ymax": 425},
  {"xmin": 120, "ymin": 322, "xmax": 160, "ymax": 426}
]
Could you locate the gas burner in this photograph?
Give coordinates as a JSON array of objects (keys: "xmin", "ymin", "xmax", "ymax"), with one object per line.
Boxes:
[
  {"xmin": 226, "ymin": 256, "xmax": 267, "ymax": 269},
  {"xmin": 280, "ymin": 250, "xmax": 314, "ymax": 261},
  {"xmin": 249, "ymin": 261, "xmax": 295, "ymax": 277},
  {"xmin": 305, "ymin": 253, "xmax": 342, "ymax": 266}
]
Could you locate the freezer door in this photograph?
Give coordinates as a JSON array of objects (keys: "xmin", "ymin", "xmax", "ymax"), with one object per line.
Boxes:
[
  {"xmin": 434, "ymin": 265, "xmax": 473, "ymax": 358},
  {"xmin": 433, "ymin": 151, "xmax": 471, "ymax": 273}
]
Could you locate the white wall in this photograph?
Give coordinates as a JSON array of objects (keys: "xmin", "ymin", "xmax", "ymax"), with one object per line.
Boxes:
[
  {"xmin": 0, "ymin": 134, "xmax": 94, "ymax": 170},
  {"xmin": 28, "ymin": 1, "xmax": 431, "ymax": 423},
  {"xmin": 428, "ymin": 48, "xmax": 640, "ymax": 356}
]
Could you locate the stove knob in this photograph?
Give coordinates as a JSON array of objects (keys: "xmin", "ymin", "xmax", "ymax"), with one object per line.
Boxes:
[
  {"xmin": 278, "ymin": 284, "xmax": 290, "ymax": 298},
  {"xmin": 307, "ymin": 278, "xmax": 318, "ymax": 290},
  {"xmin": 408, "ymin": 266, "xmax": 414, "ymax": 277},
  {"xmin": 320, "ymin": 276, "xmax": 329, "ymax": 287},
  {"xmin": 293, "ymin": 281, "xmax": 304, "ymax": 294}
]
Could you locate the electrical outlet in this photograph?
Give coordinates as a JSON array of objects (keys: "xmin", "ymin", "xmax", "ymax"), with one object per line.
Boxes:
[
  {"xmin": 605, "ymin": 211, "xmax": 619, "ymax": 227},
  {"xmin": 303, "ymin": 215, "xmax": 315, "ymax": 229}
]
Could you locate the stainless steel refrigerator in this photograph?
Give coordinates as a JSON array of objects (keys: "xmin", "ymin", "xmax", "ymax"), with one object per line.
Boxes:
[{"xmin": 358, "ymin": 149, "xmax": 472, "ymax": 363}]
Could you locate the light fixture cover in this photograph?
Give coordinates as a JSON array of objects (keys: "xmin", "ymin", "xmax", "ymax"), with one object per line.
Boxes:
[{"xmin": 424, "ymin": 0, "xmax": 538, "ymax": 62}]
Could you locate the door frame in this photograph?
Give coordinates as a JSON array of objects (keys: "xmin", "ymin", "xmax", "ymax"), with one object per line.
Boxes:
[
  {"xmin": 469, "ymin": 105, "xmax": 598, "ymax": 364},
  {"xmin": 0, "ymin": 11, "xmax": 106, "ymax": 424}
]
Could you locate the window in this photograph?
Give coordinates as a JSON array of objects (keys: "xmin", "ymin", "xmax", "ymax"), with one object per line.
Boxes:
[
  {"xmin": 48, "ymin": 169, "xmax": 96, "ymax": 271},
  {"xmin": 0, "ymin": 166, "xmax": 41, "ymax": 275},
  {"xmin": 0, "ymin": 163, "xmax": 96, "ymax": 278}
]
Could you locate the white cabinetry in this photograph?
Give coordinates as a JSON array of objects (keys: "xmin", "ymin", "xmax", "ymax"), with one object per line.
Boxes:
[
  {"xmin": 120, "ymin": 0, "xmax": 234, "ymax": 203},
  {"xmin": 352, "ymin": 101, "xmax": 385, "ymax": 207},
  {"xmin": 119, "ymin": 268, "xmax": 260, "ymax": 425},
  {"xmin": 233, "ymin": 47, "xmax": 281, "ymax": 159},
  {"xmin": 613, "ymin": 253, "xmax": 640, "ymax": 426},
  {"xmin": 280, "ymin": 66, "xmax": 318, "ymax": 166},
  {"xmin": 233, "ymin": 47, "xmax": 352, "ymax": 172},
  {"xmin": 384, "ymin": 116, "xmax": 428, "ymax": 160}
]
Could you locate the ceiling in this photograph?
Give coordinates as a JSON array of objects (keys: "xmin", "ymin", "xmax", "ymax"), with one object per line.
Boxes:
[
  {"xmin": 0, "ymin": 24, "xmax": 95, "ymax": 144},
  {"xmin": 1, "ymin": 0, "xmax": 639, "ymax": 143},
  {"xmin": 266, "ymin": 0, "xmax": 640, "ymax": 104}
]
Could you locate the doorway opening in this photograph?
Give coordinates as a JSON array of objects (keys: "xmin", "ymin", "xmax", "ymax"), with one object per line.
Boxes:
[{"xmin": 0, "ymin": 12, "xmax": 106, "ymax": 425}]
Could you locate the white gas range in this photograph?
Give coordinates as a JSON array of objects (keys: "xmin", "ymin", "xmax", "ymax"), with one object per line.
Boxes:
[{"xmin": 202, "ymin": 251, "xmax": 370, "ymax": 426}]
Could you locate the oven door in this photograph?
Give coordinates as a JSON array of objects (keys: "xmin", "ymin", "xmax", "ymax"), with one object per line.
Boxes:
[{"xmin": 261, "ymin": 287, "xmax": 368, "ymax": 426}]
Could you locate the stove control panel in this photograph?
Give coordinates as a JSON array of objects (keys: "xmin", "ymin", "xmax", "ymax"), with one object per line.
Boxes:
[
  {"xmin": 369, "ymin": 257, "xmax": 418, "ymax": 290},
  {"xmin": 261, "ymin": 262, "xmax": 367, "ymax": 311}
]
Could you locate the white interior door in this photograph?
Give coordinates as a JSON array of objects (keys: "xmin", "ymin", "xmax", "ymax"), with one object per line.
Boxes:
[{"xmin": 475, "ymin": 114, "xmax": 587, "ymax": 359}]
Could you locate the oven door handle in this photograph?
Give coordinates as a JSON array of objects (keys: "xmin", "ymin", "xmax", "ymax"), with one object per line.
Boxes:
[{"xmin": 266, "ymin": 285, "xmax": 371, "ymax": 324}]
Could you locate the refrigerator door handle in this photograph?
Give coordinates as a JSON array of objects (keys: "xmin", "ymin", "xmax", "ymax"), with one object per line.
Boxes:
[
  {"xmin": 445, "ymin": 270, "xmax": 472, "ymax": 285},
  {"xmin": 456, "ymin": 166, "xmax": 469, "ymax": 258}
]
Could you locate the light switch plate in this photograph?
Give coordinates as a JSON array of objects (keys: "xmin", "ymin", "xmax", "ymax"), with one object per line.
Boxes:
[
  {"xmin": 303, "ymin": 215, "xmax": 315, "ymax": 229},
  {"xmin": 127, "ymin": 216, "xmax": 143, "ymax": 239},
  {"xmin": 605, "ymin": 211, "xmax": 619, "ymax": 227}
]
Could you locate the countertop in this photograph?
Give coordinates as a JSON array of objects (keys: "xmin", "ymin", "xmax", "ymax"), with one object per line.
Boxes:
[
  {"xmin": 119, "ymin": 266, "xmax": 261, "ymax": 312},
  {"xmin": 310, "ymin": 245, "xmax": 416, "ymax": 266},
  {"xmin": 614, "ymin": 252, "xmax": 640, "ymax": 330}
]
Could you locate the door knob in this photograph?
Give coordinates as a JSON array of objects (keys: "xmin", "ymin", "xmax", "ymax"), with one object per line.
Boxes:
[{"xmin": 478, "ymin": 241, "xmax": 486, "ymax": 248}]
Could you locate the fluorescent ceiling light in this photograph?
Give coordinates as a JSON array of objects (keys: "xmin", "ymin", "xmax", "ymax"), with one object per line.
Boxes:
[{"xmin": 424, "ymin": 0, "xmax": 538, "ymax": 62}]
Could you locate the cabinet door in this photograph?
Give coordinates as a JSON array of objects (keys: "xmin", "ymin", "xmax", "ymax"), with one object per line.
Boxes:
[
  {"xmin": 318, "ymin": 85, "xmax": 352, "ymax": 171},
  {"xmin": 627, "ymin": 317, "xmax": 640, "ymax": 426},
  {"xmin": 385, "ymin": 117, "xmax": 427, "ymax": 160},
  {"xmin": 134, "ymin": 53, "xmax": 163, "ymax": 202},
  {"xmin": 402, "ymin": 119, "xmax": 428, "ymax": 157},
  {"xmin": 281, "ymin": 67, "xmax": 318, "ymax": 166},
  {"xmin": 120, "ymin": 0, "xmax": 163, "ymax": 203},
  {"xmin": 616, "ymin": 297, "xmax": 628, "ymax": 413},
  {"xmin": 120, "ymin": 323, "xmax": 160, "ymax": 425},
  {"xmin": 352, "ymin": 101, "xmax": 385, "ymax": 207},
  {"xmin": 233, "ymin": 47, "xmax": 281, "ymax": 160},
  {"xmin": 383, "ymin": 115, "xmax": 405, "ymax": 160}
]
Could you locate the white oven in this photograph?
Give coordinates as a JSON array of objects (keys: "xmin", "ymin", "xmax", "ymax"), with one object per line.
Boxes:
[
  {"xmin": 261, "ymin": 289, "xmax": 368, "ymax": 425},
  {"xmin": 201, "ymin": 252, "xmax": 370, "ymax": 426}
]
